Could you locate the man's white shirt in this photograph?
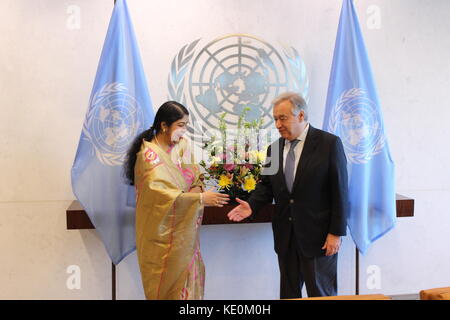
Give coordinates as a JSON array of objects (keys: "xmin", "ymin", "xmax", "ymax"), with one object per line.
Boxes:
[{"xmin": 282, "ymin": 123, "xmax": 310, "ymax": 178}]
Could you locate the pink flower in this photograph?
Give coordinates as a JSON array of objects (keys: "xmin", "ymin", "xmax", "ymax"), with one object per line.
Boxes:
[
  {"xmin": 243, "ymin": 163, "xmax": 254, "ymax": 170},
  {"xmin": 224, "ymin": 164, "xmax": 236, "ymax": 171},
  {"xmin": 218, "ymin": 153, "xmax": 227, "ymax": 161}
]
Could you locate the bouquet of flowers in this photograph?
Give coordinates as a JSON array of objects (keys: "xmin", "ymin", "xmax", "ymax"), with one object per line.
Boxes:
[{"xmin": 199, "ymin": 108, "xmax": 268, "ymax": 202}]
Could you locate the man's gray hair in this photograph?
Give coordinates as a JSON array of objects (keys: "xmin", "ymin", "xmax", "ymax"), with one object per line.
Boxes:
[{"xmin": 271, "ymin": 92, "xmax": 308, "ymax": 120}]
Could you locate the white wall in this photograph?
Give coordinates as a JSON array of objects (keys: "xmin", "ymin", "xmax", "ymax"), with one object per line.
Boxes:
[{"xmin": 1, "ymin": 0, "xmax": 449, "ymax": 299}]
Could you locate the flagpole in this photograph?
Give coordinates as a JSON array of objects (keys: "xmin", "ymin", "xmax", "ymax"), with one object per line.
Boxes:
[
  {"xmin": 322, "ymin": 0, "xmax": 396, "ymax": 297},
  {"xmin": 355, "ymin": 247, "xmax": 359, "ymax": 295},
  {"xmin": 111, "ymin": 0, "xmax": 116, "ymax": 302},
  {"xmin": 112, "ymin": 262, "xmax": 116, "ymax": 300},
  {"xmin": 72, "ymin": 0, "xmax": 154, "ymax": 300}
]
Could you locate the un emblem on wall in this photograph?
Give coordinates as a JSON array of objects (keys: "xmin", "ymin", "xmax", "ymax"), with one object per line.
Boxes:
[
  {"xmin": 82, "ymin": 82, "xmax": 145, "ymax": 166},
  {"xmin": 168, "ymin": 34, "xmax": 309, "ymax": 136}
]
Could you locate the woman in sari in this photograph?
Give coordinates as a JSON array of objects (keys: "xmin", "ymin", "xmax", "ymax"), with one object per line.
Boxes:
[{"xmin": 124, "ymin": 101, "xmax": 229, "ymax": 300}]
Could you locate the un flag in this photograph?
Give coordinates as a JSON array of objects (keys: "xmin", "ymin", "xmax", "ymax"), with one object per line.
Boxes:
[
  {"xmin": 323, "ymin": 0, "xmax": 396, "ymax": 255},
  {"xmin": 71, "ymin": 0, "xmax": 154, "ymax": 265}
]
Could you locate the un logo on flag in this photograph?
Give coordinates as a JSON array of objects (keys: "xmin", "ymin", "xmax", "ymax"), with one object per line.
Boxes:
[
  {"xmin": 82, "ymin": 82, "xmax": 145, "ymax": 166},
  {"xmin": 329, "ymin": 88, "xmax": 385, "ymax": 164}
]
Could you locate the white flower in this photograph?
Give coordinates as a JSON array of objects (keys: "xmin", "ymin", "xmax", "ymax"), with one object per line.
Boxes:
[{"xmin": 210, "ymin": 156, "xmax": 221, "ymax": 164}]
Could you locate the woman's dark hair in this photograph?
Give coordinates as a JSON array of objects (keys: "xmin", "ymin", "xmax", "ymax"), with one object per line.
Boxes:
[{"xmin": 124, "ymin": 101, "xmax": 189, "ymax": 185}]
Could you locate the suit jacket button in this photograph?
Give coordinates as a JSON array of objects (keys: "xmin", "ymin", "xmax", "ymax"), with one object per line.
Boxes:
[
  {"xmin": 290, "ymin": 199, "xmax": 294, "ymax": 204},
  {"xmin": 288, "ymin": 217, "xmax": 292, "ymax": 221}
]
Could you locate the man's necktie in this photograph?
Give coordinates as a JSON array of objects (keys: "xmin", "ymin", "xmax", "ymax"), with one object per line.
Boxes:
[{"xmin": 284, "ymin": 139, "xmax": 300, "ymax": 193}]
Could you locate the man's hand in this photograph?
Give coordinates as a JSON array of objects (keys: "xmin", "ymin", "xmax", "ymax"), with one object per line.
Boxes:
[
  {"xmin": 227, "ymin": 198, "xmax": 252, "ymax": 222},
  {"xmin": 321, "ymin": 233, "xmax": 341, "ymax": 256}
]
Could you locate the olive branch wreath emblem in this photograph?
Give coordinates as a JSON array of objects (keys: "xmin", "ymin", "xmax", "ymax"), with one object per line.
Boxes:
[
  {"xmin": 167, "ymin": 36, "xmax": 309, "ymax": 144},
  {"xmin": 83, "ymin": 82, "xmax": 134, "ymax": 166},
  {"xmin": 329, "ymin": 88, "xmax": 385, "ymax": 164}
]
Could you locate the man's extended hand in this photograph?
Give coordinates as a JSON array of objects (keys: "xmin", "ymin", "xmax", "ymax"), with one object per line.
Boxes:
[
  {"xmin": 321, "ymin": 233, "xmax": 341, "ymax": 256},
  {"xmin": 227, "ymin": 198, "xmax": 252, "ymax": 222}
]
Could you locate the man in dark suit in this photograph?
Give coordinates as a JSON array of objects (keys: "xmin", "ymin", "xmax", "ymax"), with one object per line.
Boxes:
[{"xmin": 227, "ymin": 92, "xmax": 349, "ymax": 298}]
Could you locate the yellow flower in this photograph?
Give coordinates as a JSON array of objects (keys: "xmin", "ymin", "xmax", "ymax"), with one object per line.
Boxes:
[
  {"xmin": 218, "ymin": 174, "xmax": 232, "ymax": 189},
  {"xmin": 243, "ymin": 176, "xmax": 256, "ymax": 191}
]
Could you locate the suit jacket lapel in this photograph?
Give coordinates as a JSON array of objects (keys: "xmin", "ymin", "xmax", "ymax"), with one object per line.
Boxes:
[{"xmin": 292, "ymin": 125, "xmax": 319, "ymax": 192}]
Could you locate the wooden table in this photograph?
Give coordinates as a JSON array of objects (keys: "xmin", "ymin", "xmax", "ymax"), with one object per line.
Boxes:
[{"xmin": 66, "ymin": 194, "xmax": 414, "ymax": 229}]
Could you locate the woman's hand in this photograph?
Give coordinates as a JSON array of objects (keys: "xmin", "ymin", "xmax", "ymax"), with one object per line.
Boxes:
[
  {"xmin": 189, "ymin": 186, "xmax": 203, "ymax": 193},
  {"xmin": 202, "ymin": 190, "xmax": 230, "ymax": 207}
]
